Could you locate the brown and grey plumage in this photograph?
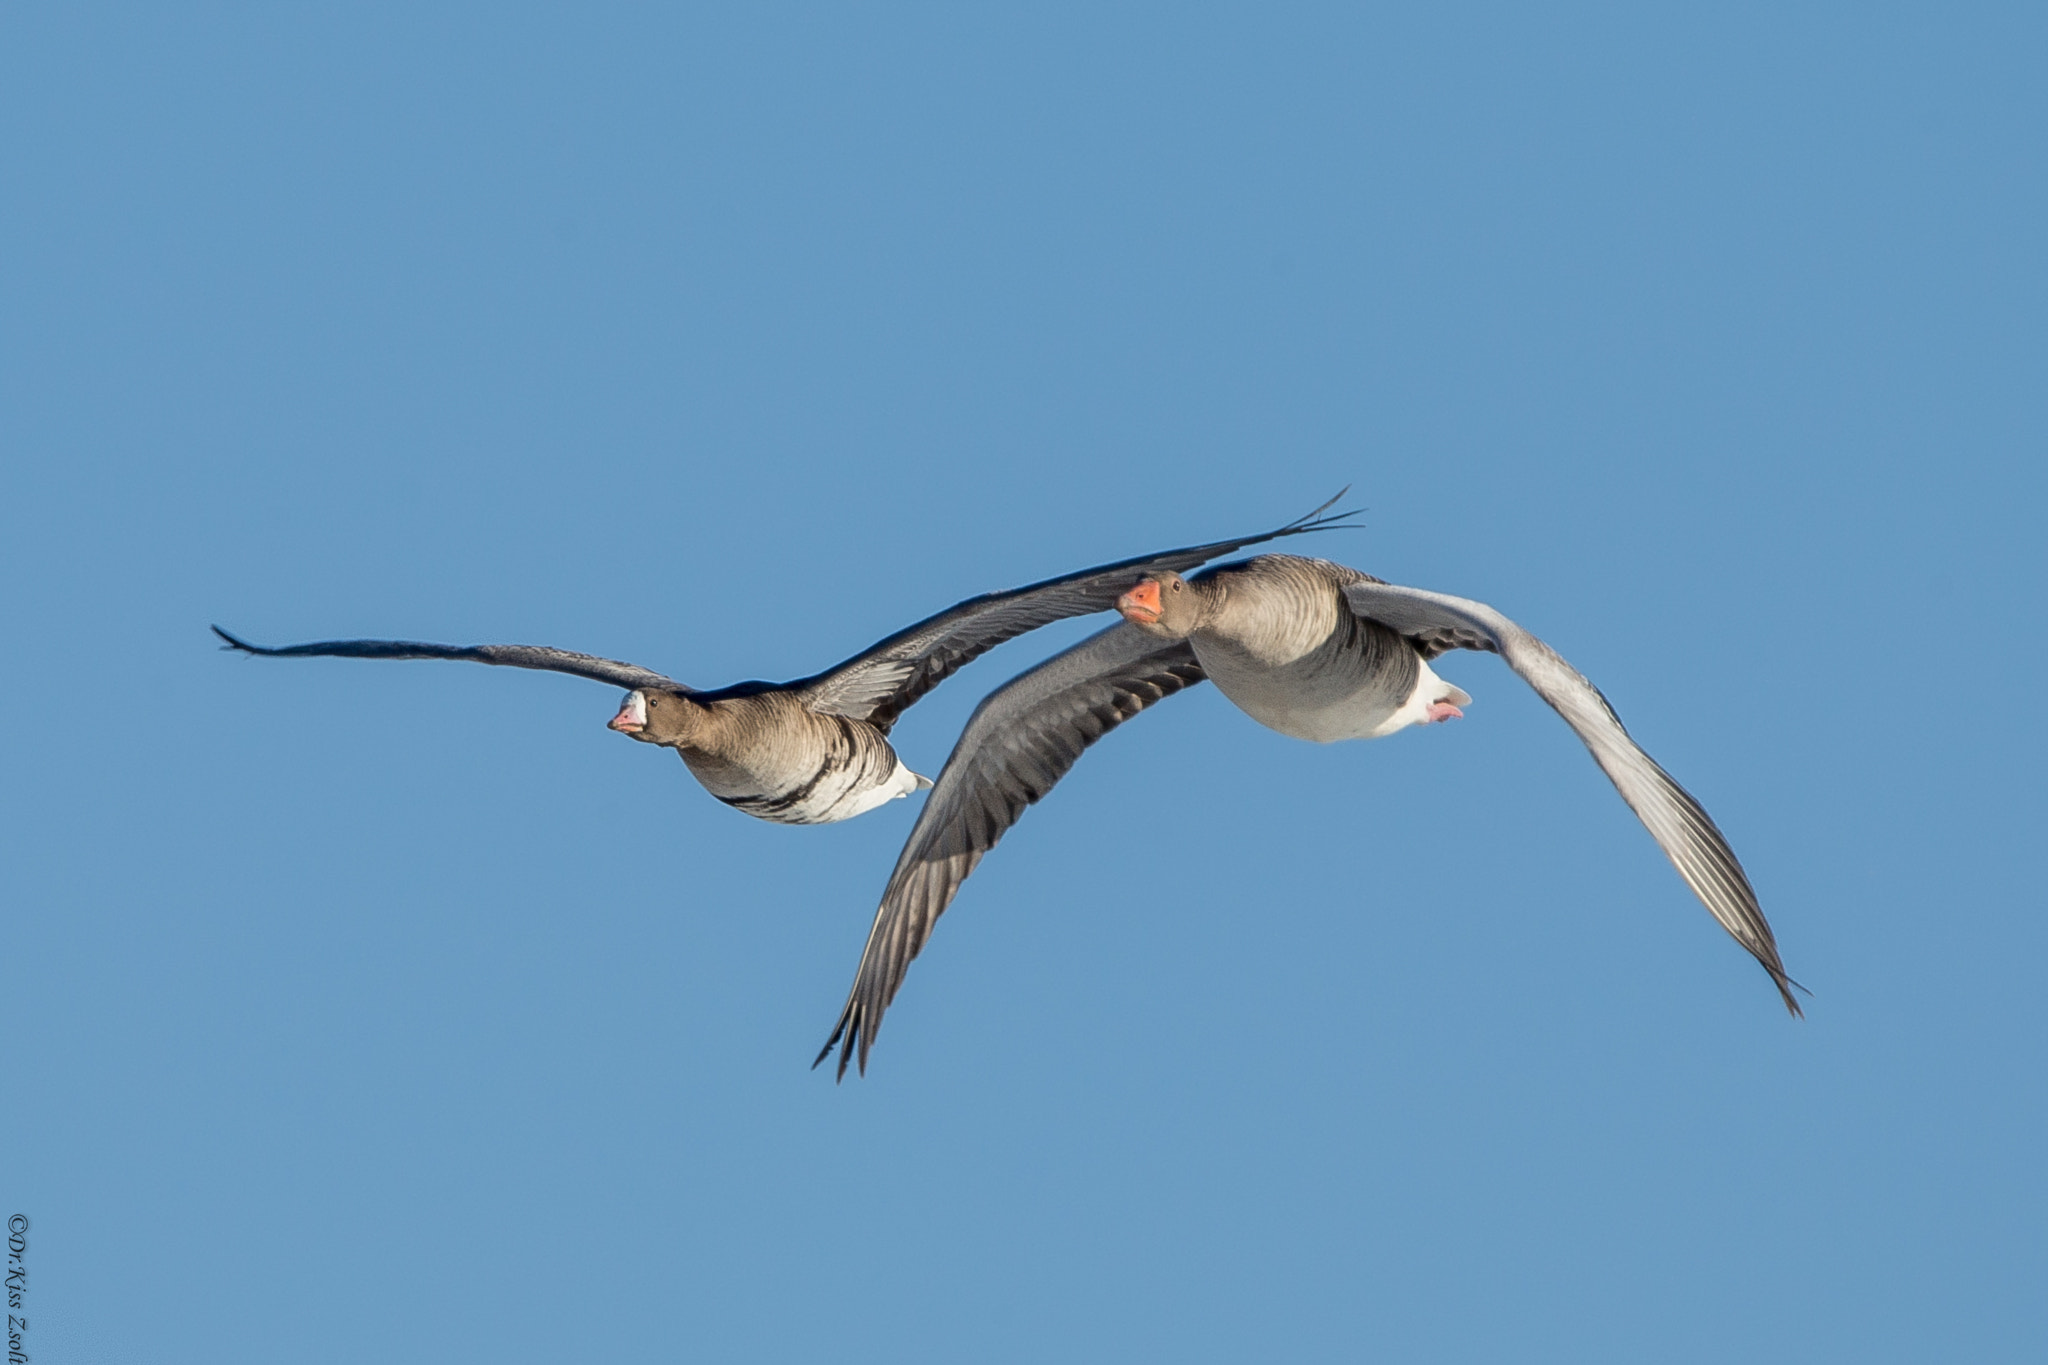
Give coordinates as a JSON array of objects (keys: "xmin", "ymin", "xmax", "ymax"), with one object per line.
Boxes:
[
  {"xmin": 818, "ymin": 552, "xmax": 1797, "ymax": 1076},
  {"xmin": 213, "ymin": 498, "xmax": 1355, "ymax": 826}
]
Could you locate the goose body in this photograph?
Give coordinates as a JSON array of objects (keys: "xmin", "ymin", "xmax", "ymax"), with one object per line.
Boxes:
[
  {"xmin": 215, "ymin": 499, "xmax": 1353, "ymax": 827},
  {"xmin": 1185, "ymin": 556, "xmax": 1467, "ymax": 741},
  {"xmin": 672, "ymin": 695, "xmax": 926, "ymax": 825},
  {"xmin": 819, "ymin": 552, "xmax": 1797, "ymax": 1075}
]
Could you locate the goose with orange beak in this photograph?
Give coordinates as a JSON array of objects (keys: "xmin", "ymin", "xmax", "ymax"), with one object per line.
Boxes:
[
  {"xmin": 819, "ymin": 552, "xmax": 1797, "ymax": 1076},
  {"xmin": 1112, "ymin": 563, "xmax": 1470, "ymax": 742}
]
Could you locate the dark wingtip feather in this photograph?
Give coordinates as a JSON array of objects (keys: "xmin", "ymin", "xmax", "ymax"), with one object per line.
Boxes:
[
  {"xmin": 213, "ymin": 624, "xmax": 261, "ymax": 653},
  {"xmin": 1776, "ymin": 972, "xmax": 1809, "ymax": 1018},
  {"xmin": 1291, "ymin": 486, "xmax": 1350, "ymax": 526},
  {"xmin": 813, "ymin": 1006, "xmax": 869, "ymax": 1082},
  {"xmin": 1277, "ymin": 488, "xmax": 1365, "ymax": 537},
  {"xmin": 812, "ymin": 1015, "xmax": 848, "ymax": 1075}
]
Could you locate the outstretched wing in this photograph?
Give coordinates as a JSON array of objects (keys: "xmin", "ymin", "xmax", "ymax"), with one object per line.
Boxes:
[
  {"xmin": 816, "ymin": 624, "xmax": 1205, "ymax": 1077},
  {"xmin": 797, "ymin": 493, "xmax": 1351, "ymax": 731},
  {"xmin": 212, "ymin": 626, "xmax": 688, "ymax": 693},
  {"xmin": 1339, "ymin": 581, "xmax": 1800, "ymax": 1014}
]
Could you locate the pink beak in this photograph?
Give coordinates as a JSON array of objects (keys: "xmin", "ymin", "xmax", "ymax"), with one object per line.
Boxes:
[{"xmin": 608, "ymin": 692, "xmax": 647, "ymax": 734}]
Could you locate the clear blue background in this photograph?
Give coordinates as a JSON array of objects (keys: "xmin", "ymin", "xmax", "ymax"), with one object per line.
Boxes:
[{"xmin": 3, "ymin": 5, "xmax": 2042, "ymax": 1361}]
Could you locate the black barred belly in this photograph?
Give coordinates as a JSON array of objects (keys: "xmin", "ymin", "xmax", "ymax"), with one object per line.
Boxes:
[{"xmin": 707, "ymin": 719, "xmax": 905, "ymax": 825}]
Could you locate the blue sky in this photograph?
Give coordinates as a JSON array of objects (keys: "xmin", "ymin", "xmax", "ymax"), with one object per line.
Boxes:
[{"xmin": 3, "ymin": 4, "xmax": 2043, "ymax": 1361}]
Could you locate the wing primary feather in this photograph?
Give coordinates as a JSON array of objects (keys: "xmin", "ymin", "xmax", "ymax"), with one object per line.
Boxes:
[{"xmin": 211, "ymin": 624, "xmax": 687, "ymax": 693}]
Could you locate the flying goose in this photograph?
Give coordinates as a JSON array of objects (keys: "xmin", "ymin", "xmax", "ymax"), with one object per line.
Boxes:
[
  {"xmin": 818, "ymin": 552, "xmax": 1798, "ymax": 1074},
  {"xmin": 213, "ymin": 502, "xmax": 1353, "ymax": 826}
]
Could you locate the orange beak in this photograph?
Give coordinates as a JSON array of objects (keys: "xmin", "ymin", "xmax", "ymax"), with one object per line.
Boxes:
[{"xmin": 1117, "ymin": 579, "xmax": 1163, "ymax": 625}]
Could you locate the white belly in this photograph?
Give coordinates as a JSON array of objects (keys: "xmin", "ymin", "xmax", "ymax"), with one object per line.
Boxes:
[
  {"xmin": 825, "ymin": 757, "xmax": 931, "ymax": 822},
  {"xmin": 1200, "ymin": 644, "xmax": 1459, "ymax": 744},
  {"xmin": 688, "ymin": 747, "xmax": 930, "ymax": 825}
]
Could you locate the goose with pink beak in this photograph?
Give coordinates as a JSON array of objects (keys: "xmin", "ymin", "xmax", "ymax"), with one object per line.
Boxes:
[
  {"xmin": 819, "ymin": 552, "xmax": 1798, "ymax": 1076},
  {"xmin": 213, "ymin": 497, "xmax": 1355, "ymax": 827}
]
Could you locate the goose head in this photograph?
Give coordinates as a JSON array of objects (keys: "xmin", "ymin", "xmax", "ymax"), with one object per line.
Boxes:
[
  {"xmin": 608, "ymin": 688, "xmax": 703, "ymax": 746},
  {"xmin": 1116, "ymin": 571, "xmax": 1208, "ymax": 638}
]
